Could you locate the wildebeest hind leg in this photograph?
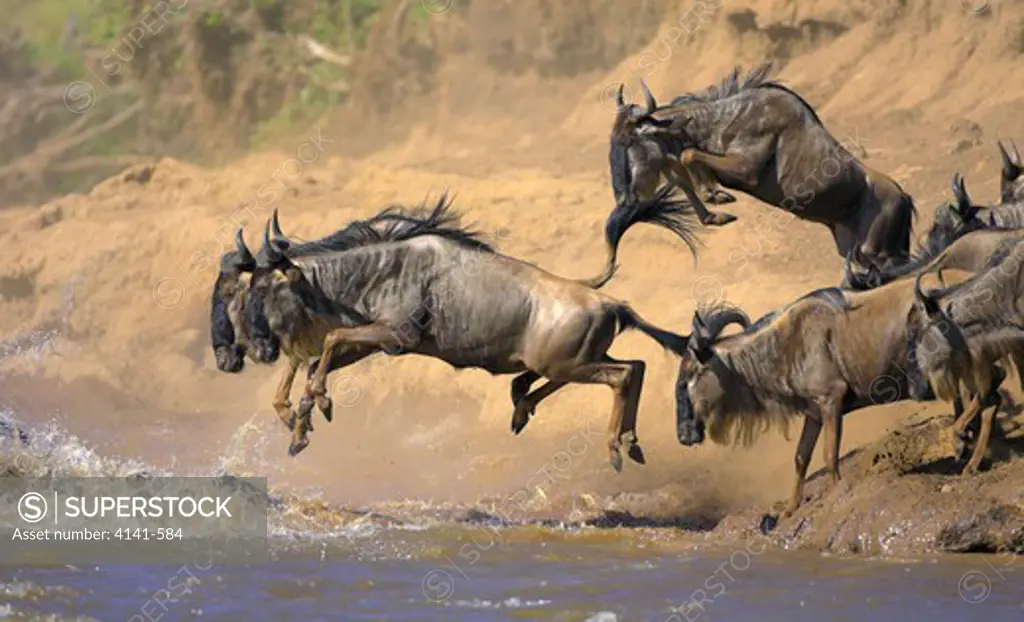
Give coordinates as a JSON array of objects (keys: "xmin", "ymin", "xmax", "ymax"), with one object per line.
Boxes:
[
  {"xmin": 615, "ymin": 358, "xmax": 646, "ymax": 465},
  {"xmin": 511, "ymin": 380, "xmax": 568, "ymax": 435},
  {"xmin": 542, "ymin": 360, "xmax": 639, "ymax": 472}
]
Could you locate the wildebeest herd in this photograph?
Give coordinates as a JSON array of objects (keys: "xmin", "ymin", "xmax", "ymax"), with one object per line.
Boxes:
[{"xmin": 210, "ymin": 64, "xmax": 1024, "ymax": 518}]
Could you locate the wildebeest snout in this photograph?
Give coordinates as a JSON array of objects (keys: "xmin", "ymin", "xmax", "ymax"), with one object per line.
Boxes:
[
  {"xmin": 215, "ymin": 344, "xmax": 246, "ymax": 373},
  {"xmin": 252, "ymin": 339, "xmax": 280, "ymax": 364},
  {"xmin": 677, "ymin": 419, "xmax": 705, "ymax": 446},
  {"xmin": 676, "ymin": 393, "xmax": 705, "ymax": 445}
]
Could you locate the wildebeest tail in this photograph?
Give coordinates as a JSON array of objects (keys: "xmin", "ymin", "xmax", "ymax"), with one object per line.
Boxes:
[
  {"xmin": 891, "ymin": 192, "xmax": 917, "ymax": 259},
  {"xmin": 613, "ymin": 304, "xmax": 689, "ymax": 356},
  {"xmin": 579, "ymin": 185, "xmax": 700, "ymax": 289}
]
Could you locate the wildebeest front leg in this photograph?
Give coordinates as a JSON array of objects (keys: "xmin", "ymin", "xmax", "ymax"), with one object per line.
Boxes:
[
  {"xmin": 289, "ymin": 346, "xmax": 377, "ymax": 457},
  {"xmin": 511, "ymin": 379, "xmax": 568, "ymax": 434},
  {"xmin": 273, "ymin": 358, "xmax": 300, "ymax": 431},
  {"xmin": 956, "ymin": 370, "xmax": 1005, "ymax": 473},
  {"xmin": 964, "ymin": 390, "xmax": 1000, "ymax": 474},
  {"xmin": 664, "ymin": 163, "xmax": 735, "ymax": 227},
  {"xmin": 783, "ymin": 416, "xmax": 822, "ymax": 519},
  {"xmin": 300, "ymin": 323, "xmax": 407, "ymax": 416}
]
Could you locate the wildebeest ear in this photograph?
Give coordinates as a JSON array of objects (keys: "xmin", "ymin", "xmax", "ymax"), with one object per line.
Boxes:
[{"xmin": 234, "ymin": 227, "xmax": 255, "ymax": 272}]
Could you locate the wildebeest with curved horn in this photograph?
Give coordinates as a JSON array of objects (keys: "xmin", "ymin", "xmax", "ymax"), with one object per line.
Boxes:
[
  {"xmin": 607, "ymin": 63, "xmax": 916, "ymax": 271},
  {"xmin": 842, "ymin": 224, "xmax": 1024, "ymax": 292},
  {"xmin": 242, "ymin": 189, "xmax": 698, "ymax": 466},
  {"xmin": 675, "ymin": 268, "xmax": 976, "ymax": 518},
  {"xmin": 922, "ymin": 173, "xmax": 1024, "ymax": 259},
  {"xmin": 211, "ymin": 208, "xmax": 431, "ymax": 431},
  {"xmin": 913, "ymin": 240, "xmax": 1024, "ymax": 473}
]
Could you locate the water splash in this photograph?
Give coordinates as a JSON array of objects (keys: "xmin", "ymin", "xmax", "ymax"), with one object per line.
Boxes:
[{"xmin": 0, "ymin": 279, "xmax": 79, "ymax": 372}]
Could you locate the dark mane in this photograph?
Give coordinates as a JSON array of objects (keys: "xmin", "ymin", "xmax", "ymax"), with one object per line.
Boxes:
[
  {"xmin": 697, "ymin": 287, "xmax": 850, "ymax": 342},
  {"xmin": 665, "ymin": 63, "xmax": 823, "ymax": 125},
  {"xmin": 281, "ymin": 192, "xmax": 496, "ymax": 257}
]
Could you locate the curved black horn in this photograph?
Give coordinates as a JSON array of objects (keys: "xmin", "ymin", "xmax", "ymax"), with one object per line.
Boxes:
[
  {"xmin": 914, "ymin": 270, "xmax": 941, "ymax": 318},
  {"xmin": 703, "ymin": 308, "xmax": 751, "ymax": 340},
  {"xmin": 638, "ymin": 79, "xmax": 657, "ymax": 115},
  {"xmin": 263, "ymin": 220, "xmax": 284, "ymax": 263},
  {"xmin": 1012, "ymin": 139, "xmax": 1022, "ymax": 166},
  {"xmin": 615, "ymin": 84, "xmax": 626, "ymax": 109},
  {"xmin": 270, "ymin": 208, "xmax": 286, "ymax": 241},
  {"xmin": 951, "ymin": 173, "xmax": 975, "ymax": 219},
  {"xmin": 235, "ymin": 227, "xmax": 255, "ymax": 265}
]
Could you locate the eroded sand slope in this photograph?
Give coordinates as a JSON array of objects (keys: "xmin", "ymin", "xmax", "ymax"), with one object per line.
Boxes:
[{"xmin": 1, "ymin": 0, "xmax": 1022, "ymax": 552}]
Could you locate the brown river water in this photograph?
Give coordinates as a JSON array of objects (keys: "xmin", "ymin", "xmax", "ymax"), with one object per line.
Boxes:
[{"xmin": 1, "ymin": 403, "xmax": 1022, "ymax": 621}]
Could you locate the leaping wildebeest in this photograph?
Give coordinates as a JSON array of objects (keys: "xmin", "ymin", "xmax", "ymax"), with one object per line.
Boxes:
[
  {"xmin": 211, "ymin": 208, "xmax": 431, "ymax": 431},
  {"xmin": 675, "ymin": 268, "xmax": 977, "ymax": 518},
  {"xmin": 913, "ymin": 239, "xmax": 1024, "ymax": 473},
  {"xmin": 241, "ymin": 189, "xmax": 699, "ymax": 467},
  {"xmin": 605, "ymin": 63, "xmax": 916, "ymax": 276}
]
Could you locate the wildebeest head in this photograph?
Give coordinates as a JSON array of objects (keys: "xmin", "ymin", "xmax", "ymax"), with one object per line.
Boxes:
[
  {"xmin": 210, "ymin": 228, "xmax": 257, "ymax": 373},
  {"xmin": 998, "ymin": 139, "xmax": 1024, "ymax": 204},
  {"xmin": 609, "ymin": 81, "xmax": 676, "ymax": 209},
  {"xmin": 676, "ymin": 306, "xmax": 751, "ymax": 446},
  {"xmin": 244, "ymin": 211, "xmax": 307, "ymax": 365},
  {"xmin": 911, "ymin": 270, "xmax": 971, "ymax": 402},
  {"xmin": 921, "ymin": 173, "xmax": 986, "ymax": 258},
  {"xmin": 840, "ymin": 246, "xmax": 886, "ymax": 290}
]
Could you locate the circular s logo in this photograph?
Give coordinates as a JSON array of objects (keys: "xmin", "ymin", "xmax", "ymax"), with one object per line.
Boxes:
[{"xmin": 18, "ymin": 492, "xmax": 48, "ymax": 523}]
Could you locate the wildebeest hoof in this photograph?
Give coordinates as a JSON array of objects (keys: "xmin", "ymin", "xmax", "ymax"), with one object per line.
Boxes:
[
  {"xmin": 298, "ymin": 395, "xmax": 315, "ymax": 419},
  {"xmin": 759, "ymin": 514, "xmax": 779, "ymax": 534},
  {"xmin": 703, "ymin": 212, "xmax": 737, "ymax": 226},
  {"xmin": 283, "ymin": 413, "xmax": 298, "ymax": 431},
  {"xmin": 609, "ymin": 449, "xmax": 623, "ymax": 473},
  {"xmin": 315, "ymin": 395, "xmax": 333, "ymax": 423},
  {"xmin": 706, "ymin": 189, "xmax": 737, "ymax": 205},
  {"xmin": 288, "ymin": 436, "xmax": 310, "ymax": 457},
  {"xmin": 511, "ymin": 413, "xmax": 528, "ymax": 435},
  {"xmin": 627, "ymin": 443, "xmax": 646, "ymax": 465}
]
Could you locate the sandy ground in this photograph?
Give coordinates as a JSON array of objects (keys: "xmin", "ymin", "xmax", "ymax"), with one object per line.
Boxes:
[{"xmin": 1, "ymin": 0, "xmax": 1023, "ymax": 552}]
